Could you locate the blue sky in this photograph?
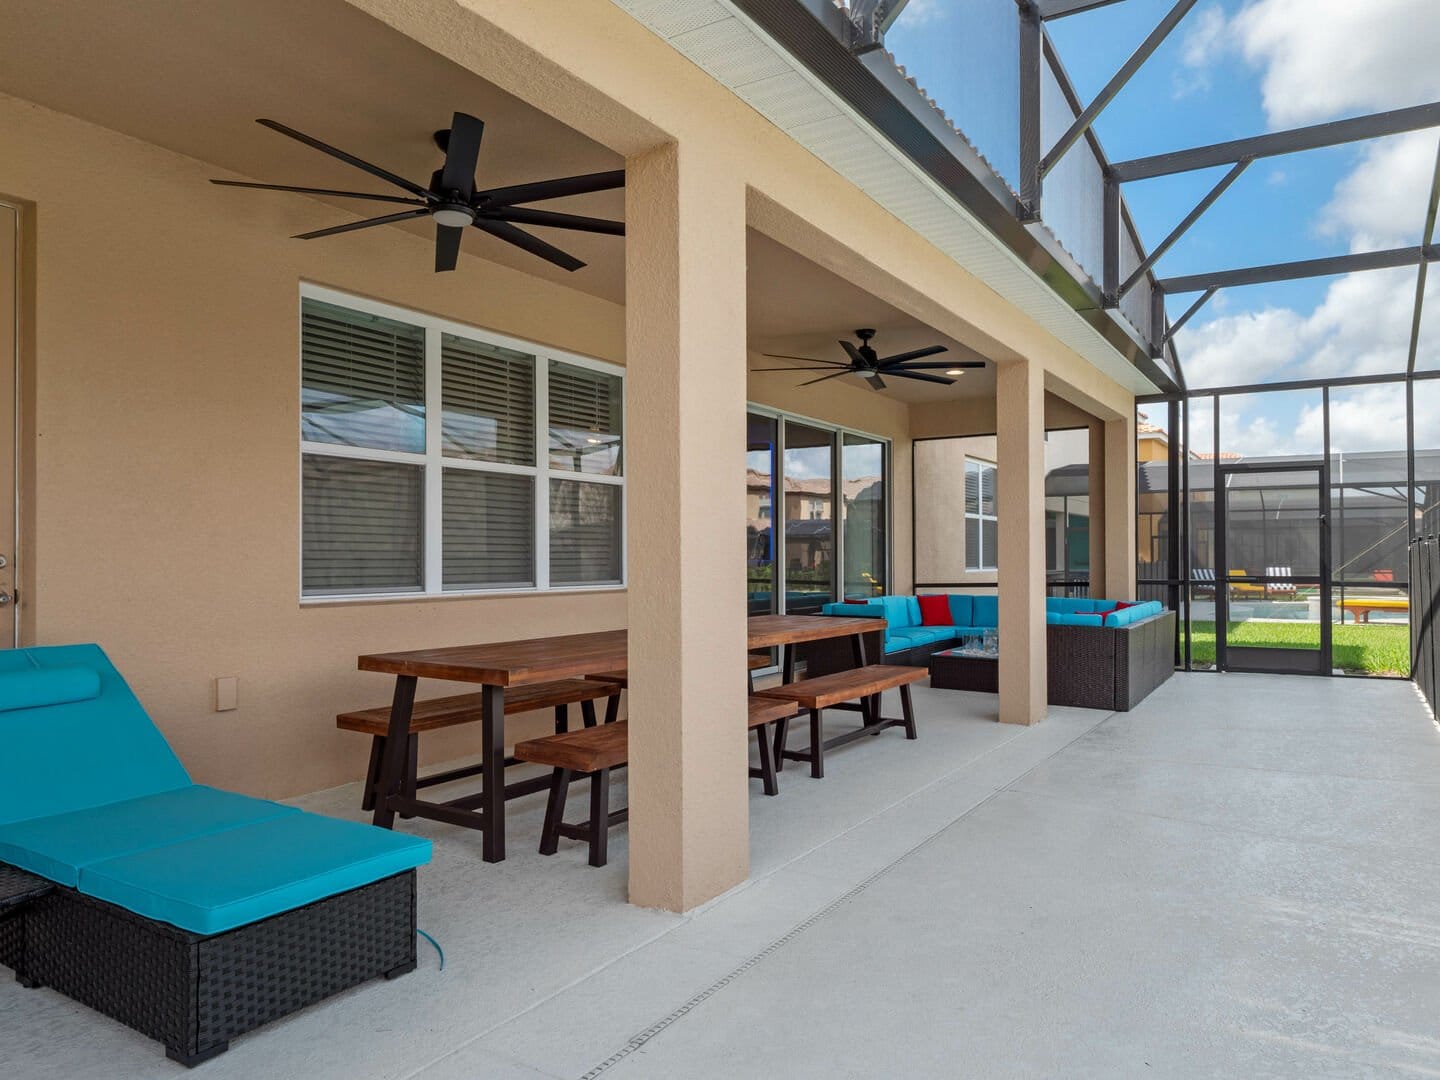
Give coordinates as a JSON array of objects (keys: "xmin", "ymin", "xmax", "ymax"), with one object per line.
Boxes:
[{"xmin": 884, "ymin": 0, "xmax": 1440, "ymax": 455}]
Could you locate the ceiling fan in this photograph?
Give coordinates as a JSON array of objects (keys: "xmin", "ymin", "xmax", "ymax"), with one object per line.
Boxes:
[
  {"xmin": 757, "ymin": 329, "xmax": 985, "ymax": 391},
  {"xmin": 212, "ymin": 112, "xmax": 624, "ymax": 273}
]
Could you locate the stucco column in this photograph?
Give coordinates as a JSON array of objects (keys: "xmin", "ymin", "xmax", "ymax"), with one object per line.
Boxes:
[
  {"xmin": 1103, "ymin": 414, "xmax": 1137, "ymax": 599},
  {"xmin": 1087, "ymin": 420, "xmax": 1106, "ymax": 598},
  {"xmin": 996, "ymin": 360, "xmax": 1047, "ymax": 726},
  {"xmin": 624, "ymin": 141, "xmax": 749, "ymax": 911}
]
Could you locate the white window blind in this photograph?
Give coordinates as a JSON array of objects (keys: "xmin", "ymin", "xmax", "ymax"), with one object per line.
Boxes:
[
  {"xmin": 965, "ymin": 459, "xmax": 998, "ymax": 571},
  {"xmin": 299, "ymin": 287, "xmax": 624, "ymax": 599}
]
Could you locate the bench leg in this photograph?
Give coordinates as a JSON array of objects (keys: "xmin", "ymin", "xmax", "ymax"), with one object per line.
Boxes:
[
  {"xmin": 603, "ymin": 692, "xmax": 621, "ymax": 725},
  {"xmin": 399, "ymin": 734, "xmax": 418, "ymax": 819},
  {"xmin": 555, "ymin": 703, "xmax": 569, "ymax": 735},
  {"xmin": 589, "ymin": 768, "xmax": 611, "ymax": 868},
  {"xmin": 809, "ymin": 708, "xmax": 825, "ymax": 779},
  {"xmin": 539, "ymin": 768, "xmax": 573, "ymax": 856},
  {"xmin": 772, "ymin": 717, "xmax": 789, "ymax": 773},
  {"xmin": 361, "ymin": 735, "xmax": 385, "ymax": 812},
  {"xmin": 899, "ymin": 683, "xmax": 918, "ymax": 740},
  {"xmin": 581, "ymin": 699, "xmax": 598, "ymax": 728},
  {"xmin": 755, "ymin": 723, "xmax": 779, "ymax": 796}
]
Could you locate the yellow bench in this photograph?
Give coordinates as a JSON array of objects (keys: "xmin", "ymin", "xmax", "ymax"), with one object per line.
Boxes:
[{"xmin": 1336, "ymin": 597, "xmax": 1408, "ymax": 624}]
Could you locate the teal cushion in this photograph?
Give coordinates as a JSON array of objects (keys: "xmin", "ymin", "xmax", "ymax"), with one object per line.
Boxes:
[
  {"xmin": 0, "ymin": 785, "xmax": 298, "ymax": 887},
  {"xmin": 946, "ymin": 594, "xmax": 973, "ymax": 626},
  {"xmin": 1103, "ymin": 601, "xmax": 1164, "ymax": 627},
  {"xmin": 821, "ymin": 601, "xmax": 880, "ymax": 618},
  {"xmin": 1048, "ymin": 612, "xmax": 1104, "ymax": 627},
  {"xmin": 970, "ymin": 595, "xmax": 999, "ymax": 628},
  {"xmin": 0, "ymin": 667, "xmax": 101, "ymax": 712},
  {"xmin": 0, "ymin": 645, "xmax": 190, "ymax": 826},
  {"xmin": 78, "ymin": 813, "xmax": 432, "ymax": 935},
  {"xmin": 886, "ymin": 627, "xmax": 953, "ymax": 651},
  {"xmin": 1045, "ymin": 598, "xmax": 1089, "ymax": 615},
  {"xmin": 876, "ymin": 595, "xmax": 916, "ymax": 629}
]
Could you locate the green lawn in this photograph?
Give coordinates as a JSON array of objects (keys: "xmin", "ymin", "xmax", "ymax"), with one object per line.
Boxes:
[{"xmin": 1185, "ymin": 620, "xmax": 1410, "ymax": 676}]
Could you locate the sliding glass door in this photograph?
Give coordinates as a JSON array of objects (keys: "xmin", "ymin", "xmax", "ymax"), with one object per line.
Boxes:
[{"xmin": 745, "ymin": 409, "xmax": 888, "ymax": 616}]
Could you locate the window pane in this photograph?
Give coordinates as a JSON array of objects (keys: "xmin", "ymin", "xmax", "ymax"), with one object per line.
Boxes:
[
  {"xmin": 842, "ymin": 434, "xmax": 885, "ymax": 599},
  {"xmin": 441, "ymin": 334, "xmax": 535, "ymax": 465},
  {"xmin": 747, "ymin": 413, "xmax": 778, "ymax": 616},
  {"xmin": 783, "ymin": 421, "xmax": 834, "ymax": 613},
  {"xmin": 301, "ymin": 299, "xmax": 424, "ymax": 453},
  {"xmin": 965, "ymin": 515, "xmax": 981, "ymax": 571},
  {"xmin": 1328, "ymin": 382, "xmax": 1408, "ymax": 584},
  {"xmin": 981, "ymin": 520, "xmax": 998, "ymax": 570},
  {"xmin": 549, "ymin": 361, "xmax": 622, "ymax": 475},
  {"xmin": 980, "ymin": 464, "xmax": 997, "ymax": 517},
  {"xmin": 964, "ymin": 462, "xmax": 980, "ymax": 516},
  {"xmin": 302, "ymin": 455, "xmax": 422, "ymax": 595},
  {"xmin": 442, "ymin": 469, "xmax": 534, "ymax": 589},
  {"xmin": 550, "ymin": 480, "xmax": 622, "ymax": 585}
]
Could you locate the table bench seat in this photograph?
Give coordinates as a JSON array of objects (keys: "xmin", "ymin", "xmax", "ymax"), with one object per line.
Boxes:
[
  {"xmin": 338, "ymin": 679, "xmax": 621, "ymax": 812},
  {"xmin": 754, "ymin": 665, "xmax": 925, "ymax": 778}
]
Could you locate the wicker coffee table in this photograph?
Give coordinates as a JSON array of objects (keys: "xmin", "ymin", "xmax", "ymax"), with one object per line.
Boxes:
[
  {"xmin": 928, "ymin": 647, "xmax": 999, "ymax": 693},
  {"xmin": 0, "ymin": 865, "xmax": 51, "ymax": 913}
]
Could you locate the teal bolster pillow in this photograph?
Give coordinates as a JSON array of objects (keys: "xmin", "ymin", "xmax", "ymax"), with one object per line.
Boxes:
[{"xmin": 0, "ymin": 667, "xmax": 102, "ymax": 712}]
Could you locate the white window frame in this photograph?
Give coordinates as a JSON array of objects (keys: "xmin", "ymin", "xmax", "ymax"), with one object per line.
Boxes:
[
  {"xmin": 965, "ymin": 457, "xmax": 998, "ymax": 572},
  {"xmin": 298, "ymin": 283, "xmax": 626, "ymax": 602}
]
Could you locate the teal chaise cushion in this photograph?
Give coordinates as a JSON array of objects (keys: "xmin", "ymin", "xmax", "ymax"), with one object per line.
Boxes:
[
  {"xmin": 970, "ymin": 595, "xmax": 999, "ymax": 628},
  {"xmin": 945, "ymin": 594, "xmax": 973, "ymax": 626},
  {"xmin": 885, "ymin": 626, "xmax": 955, "ymax": 652},
  {"xmin": 0, "ymin": 786, "xmax": 298, "ymax": 886},
  {"xmin": 1048, "ymin": 612, "xmax": 1104, "ymax": 626},
  {"xmin": 0, "ymin": 644, "xmax": 190, "ymax": 825},
  {"xmin": 79, "ymin": 813, "xmax": 432, "ymax": 935},
  {"xmin": 0, "ymin": 666, "xmax": 101, "ymax": 712}
]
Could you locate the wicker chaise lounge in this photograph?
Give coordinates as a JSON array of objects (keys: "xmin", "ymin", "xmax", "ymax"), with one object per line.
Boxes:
[{"xmin": 0, "ymin": 644, "xmax": 431, "ymax": 1067}]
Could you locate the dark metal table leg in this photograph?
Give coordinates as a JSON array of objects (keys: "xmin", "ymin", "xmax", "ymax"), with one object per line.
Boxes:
[
  {"xmin": 372, "ymin": 676, "xmax": 417, "ymax": 829},
  {"xmin": 755, "ymin": 723, "xmax": 779, "ymax": 795},
  {"xmin": 482, "ymin": 684, "xmax": 506, "ymax": 862},
  {"xmin": 589, "ymin": 768, "xmax": 611, "ymax": 867},
  {"xmin": 539, "ymin": 768, "xmax": 571, "ymax": 855}
]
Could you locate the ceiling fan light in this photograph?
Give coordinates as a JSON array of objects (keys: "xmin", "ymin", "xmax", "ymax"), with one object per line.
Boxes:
[
  {"xmin": 944, "ymin": 368, "xmax": 966, "ymax": 376},
  {"xmin": 433, "ymin": 205, "xmax": 475, "ymax": 228}
]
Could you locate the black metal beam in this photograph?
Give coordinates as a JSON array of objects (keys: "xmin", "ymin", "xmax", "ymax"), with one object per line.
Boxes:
[
  {"xmin": 1038, "ymin": 0, "xmax": 1133, "ymax": 19},
  {"xmin": 1117, "ymin": 159, "xmax": 1249, "ymax": 301},
  {"xmin": 1136, "ymin": 366, "xmax": 1440, "ymax": 404},
  {"xmin": 1162, "ymin": 287, "xmax": 1218, "ymax": 345},
  {"xmin": 1158, "ymin": 245, "xmax": 1440, "ymax": 294},
  {"xmin": 1112, "ymin": 102, "xmax": 1440, "ymax": 182},
  {"xmin": 1040, "ymin": 0, "xmax": 1200, "ymax": 178},
  {"xmin": 1019, "ymin": 2, "xmax": 1044, "ymax": 216},
  {"xmin": 1409, "ymin": 139, "xmax": 1440, "ymax": 374}
]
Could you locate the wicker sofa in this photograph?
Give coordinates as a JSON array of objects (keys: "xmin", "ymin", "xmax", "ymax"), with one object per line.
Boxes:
[
  {"xmin": 0, "ymin": 644, "xmax": 431, "ymax": 1066},
  {"xmin": 802, "ymin": 594, "xmax": 1175, "ymax": 712}
]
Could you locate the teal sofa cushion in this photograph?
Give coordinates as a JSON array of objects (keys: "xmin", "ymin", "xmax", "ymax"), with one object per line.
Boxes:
[
  {"xmin": 885, "ymin": 626, "xmax": 955, "ymax": 653},
  {"xmin": 0, "ymin": 645, "xmax": 190, "ymax": 826},
  {"xmin": 946, "ymin": 594, "xmax": 973, "ymax": 626},
  {"xmin": 875, "ymin": 595, "xmax": 918, "ymax": 629},
  {"xmin": 1046, "ymin": 598, "xmax": 1090, "ymax": 615},
  {"xmin": 1048, "ymin": 612, "xmax": 1104, "ymax": 627},
  {"xmin": 0, "ymin": 785, "xmax": 298, "ymax": 887},
  {"xmin": 1103, "ymin": 601, "xmax": 1164, "ymax": 627},
  {"xmin": 970, "ymin": 595, "xmax": 999, "ymax": 628},
  {"xmin": 821, "ymin": 601, "xmax": 880, "ymax": 619},
  {"xmin": 0, "ymin": 667, "xmax": 101, "ymax": 712},
  {"xmin": 78, "ymin": 813, "xmax": 433, "ymax": 935}
]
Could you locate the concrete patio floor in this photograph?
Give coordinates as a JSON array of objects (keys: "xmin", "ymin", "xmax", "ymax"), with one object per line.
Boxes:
[{"xmin": 4, "ymin": 672, "xmax": 1438, "ymax": 1078}]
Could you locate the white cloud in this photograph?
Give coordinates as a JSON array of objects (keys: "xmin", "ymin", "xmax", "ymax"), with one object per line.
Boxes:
[
  {"xmin": 1173, "ymin": 4, "xmax": 1227, "ymax": 98},
  {"xmin": 894, "ymin": 0, "xmax": 945, "ymax": 28},
  {"xmin": 1319, "ymin": 130, "xmax": 1438, "ymax": 250},
  {"xmin": 1231, "ymin": 0, "xmax": 1440, "ymax": 128}
]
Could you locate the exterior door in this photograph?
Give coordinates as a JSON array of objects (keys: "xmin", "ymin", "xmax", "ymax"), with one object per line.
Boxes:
[
  {"xmin": 1216, "ymin": 464, "xmax": 1330, "ymax": 674},
  {"xmin": 0, "ymin": 202, "xmax": 16, "ymax": 647}
]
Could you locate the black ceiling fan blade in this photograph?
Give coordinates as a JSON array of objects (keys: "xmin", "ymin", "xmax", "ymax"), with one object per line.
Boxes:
[
  {"xmin": 436, "ymin": 223, "xmax": 464, "ymax": 272},
  {"xmin": 839, "ymin": 340, "xmax": 866, "ymax": 366},
  {"xmin": 292, "ymin": 208, "xmax": 430, "ymax": 240},
  {"xmin": 485, "ymin": 207, "xmax": 625, "ymax": 235},
  {"xmin": 209, "ymin": 179, "xmax": 426, "ymax": 205},
  {"xmin": 877, "ymin": 345, "xmax": 948, "ymax": 366},
  {"xmin": 889, "ymin": 360, "xmax": 986, "ymax": 370},
  {"xmin": 256, "ymin": 118, "xmax": 432, "ymax": 200},
  {"xmin": 754, "ymin": 360, "xmax": 840, "ymax": 371},
  {"xmin": 886, "ymin": 369, "xmax": 956, "ymax": 386},
  {"xmin": 799, "ymin": 369, "xmax": 854, "ymax": 387},
  {"xmin": 440, "ymin": 112, "xmax": 484, "ymax": 198},
  {"xmin": 866, "ymin": 373, "xmax": 887, "ymax": 390},
  {"xmin": 476, "ymin": 170, "xmax": 626, "ymax": 207},
  {"xmin": 753, "ymin": 366, "xmax": 850, "ymax": 373},
  {"xmin": 474, "ymin": 218, "xmax": 585, "ymax": 271}
]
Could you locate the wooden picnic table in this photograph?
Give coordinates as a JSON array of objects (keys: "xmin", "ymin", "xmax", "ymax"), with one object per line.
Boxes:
[{"xmin": 358, "ymin": 614, "xmax": 883, "ymax": 862}]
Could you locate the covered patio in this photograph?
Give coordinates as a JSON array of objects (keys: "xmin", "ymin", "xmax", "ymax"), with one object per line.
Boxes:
[{"xmin": 5, "ymin": 672, "xmax": 1438, "ymax": 1077}]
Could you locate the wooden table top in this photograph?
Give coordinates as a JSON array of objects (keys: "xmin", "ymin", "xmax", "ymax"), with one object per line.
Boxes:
[{"xmin": 358, "ymin": 615, "xmax": 884, "ymax": 687}]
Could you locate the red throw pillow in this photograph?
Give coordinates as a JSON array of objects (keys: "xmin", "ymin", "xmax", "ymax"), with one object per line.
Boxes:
[
  {"xmin": 918, "ymin": 594, "xmax": 953, "ymax": 626},
  {"xmin": 1091, "ymin": 605, "xmax": 1118, "ymax": 619},
  {"xmin": 1113, "ymin": 600, "xmax": 1138, "ymax": 610}
]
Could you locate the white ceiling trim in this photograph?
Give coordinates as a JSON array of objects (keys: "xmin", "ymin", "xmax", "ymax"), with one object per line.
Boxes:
[{"xmin": 612, "ymin": 0, "xmax": 1159, "ymax": 395}]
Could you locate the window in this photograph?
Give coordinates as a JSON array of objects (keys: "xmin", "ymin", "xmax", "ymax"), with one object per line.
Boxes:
[
  {"xmin": 300, "ymin": 289, "xmax": 623, "ymax": 598},
  {"xmin": 965, "ymin": 459, "xmax": 998, "ymax": 571}
]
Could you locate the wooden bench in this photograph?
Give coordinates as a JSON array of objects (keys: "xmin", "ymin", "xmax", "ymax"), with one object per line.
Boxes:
[
  {"xmin": 513, "ymin": 694, "xmax": 804, "ymax": 866},
  {"xmin": 754, "ymin": 665, "xmax": 925, "ymax": 779},
  {"xmin": 337, "ymin": 679, "xmax": 620, "ymax": 812}
]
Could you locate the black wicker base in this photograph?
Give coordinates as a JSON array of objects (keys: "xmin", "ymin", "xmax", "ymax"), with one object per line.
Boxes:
[{"xmin": 5, "ymin": 868, "xmax": 417, "ymax": 1066}]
